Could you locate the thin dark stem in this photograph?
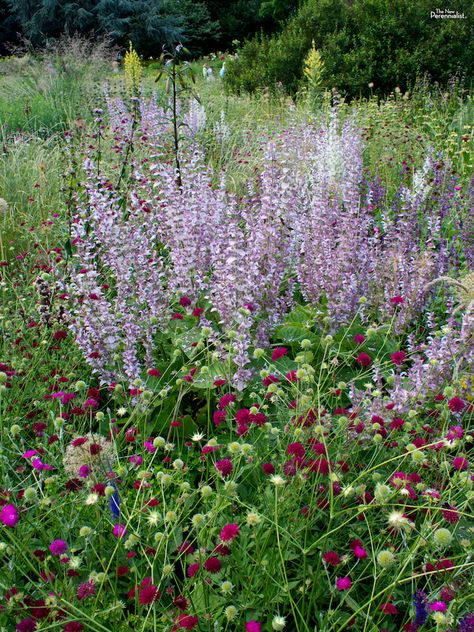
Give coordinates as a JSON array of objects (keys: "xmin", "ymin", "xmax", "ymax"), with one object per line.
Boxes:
[{"xmin": 172, "ymin": 62, "xmax": 183, "ymax": 191}]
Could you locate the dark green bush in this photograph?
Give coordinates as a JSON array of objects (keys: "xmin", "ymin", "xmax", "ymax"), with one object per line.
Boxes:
[{"xmin": 226, "ymin": 0, "xmax": 474, "ymax": 98}]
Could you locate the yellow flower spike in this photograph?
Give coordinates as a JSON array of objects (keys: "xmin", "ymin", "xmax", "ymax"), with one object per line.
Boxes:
[{"xmin": 124, "ymin": 41, "xmax": 142, "ymax": 97}]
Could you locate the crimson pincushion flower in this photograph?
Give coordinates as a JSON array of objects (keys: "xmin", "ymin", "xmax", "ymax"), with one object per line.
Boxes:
[
  {"xmin": 262, "ymin": 462, "xmax": 275, "ymax": 474},
  {"xmin": 113, "ymin": 523, "xmax": 127, "ymax": 538},
  {"xmin": 219, "ymin": 394, "xmax": 236, "ymax": 409},
  {"xmin": 49, "ymin": 539, "xmax": 68, "ymax": 556},
  {"xmin": 336, "ymin": 577, "xmax": 352, "ymax": 590},
  {"xmin": 173, "ymin": 595, "xmax": 188, "ymax": 611},
  {"xmin": 176, "ymin": 541, "xmax": 195, "ymax": 556},
  {"xmin": 77, "ymin": 580, "xmax": 96, "ymax": 600},
  {"xmin": 64, "ymin": 623, "xmax": 84, "ymax": 632},
  {"xmin": 213, "ymin": 410, "xmax": 226, "ymax": 426},
  {"xmin": 220, "ymin": 523, "xmax": 240, "ymax": 542},
  {"xmin": 452, "ymin": 457, "xmax": 468, "ymax": 471},
  {"xmin": 355, "ymin": 352, "xmax": 372, "ymax": 367},
  {"xmin": 271, "ymin": 346, "xmax": 288, "ymax": 360},
  {"xmin": 147, "ymin": 367, "xmax": 161, "ymax": 377},
  {"xmin": 448, "ymin": 397, "xmax": 465, "ymax": 413},
  {"xmin": 204, "ymin": 556, "xmax": 222, "ymax": 573},
  {"xmin": 16, "ymin": 619, "xmax": 37, "ymax": 632},
  {"xmin": 350, "ymin": 540, "xmax": 368, "ymax": 559},
  {"xmin": 187, "ymin": 562, "xmax": 200, "ymax": 577},
  {"xmin": 215, "ymin": 458, "xmax": 232, "ymax": 477},
  {"xmin": 287, "ymin": 442, "xmax": 305, "ymax": 458},
  {"xmin": 0, "ymin": 503, "xmax": 19, "ymax": 527},
  {"xmin": 139, "ymin": 582, "xmax": 160, "ymax": 605},
  {"xmin": 174, "ymin": 614, "xmax": 199, "ymax": 630},
  {"xmin": 322, "ymin": 551, "xmax": 341, "ymax": 566},
  {"xmin": 63, "ymin": 433, "xmax": 116, "ymax": 478},
  {"xmin": 442, "ymin": 506, "xmax": 460, "ymax": 523},
  {"xmin": 391, "ymin": 350, "xmax": 406, "ymax": 365}
]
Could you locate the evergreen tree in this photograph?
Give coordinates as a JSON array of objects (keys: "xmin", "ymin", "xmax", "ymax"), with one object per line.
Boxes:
[
  {"xmin": 0, "ymin": 0, "xmax": 19, "ymax": 53},
  {"xmin": 205, "ymin": 0, "xmax": 264, "ymax": 48},
  {"xmin": 171, "ymin": 0, "xmax": 220, "ymax": 56},
  {"xmin": 96, "ymin": 0, "xmax": 184, "ymax": 55},
  {"xmin": 7, "ymin": 0, "xmax": 97, "ymax": 45},
  {"xmin": 6, "ymin": 0, "xmax": 184, "ymax": 52}
]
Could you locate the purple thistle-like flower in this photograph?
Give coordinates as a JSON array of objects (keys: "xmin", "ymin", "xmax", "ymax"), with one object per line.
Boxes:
[
  {"xmin": 414, "ymin": 590, "xmax": 428, "ymax": 626},
  {"xmin": 77, "ymin": 580, "xmax": 96, "ymax": 600},
  {"xmin": 110, "ymin": 481, "xmax": 120, "ymax": 520},
  {"xmin": 459, "ymin": 613, "xmax": 474, "ymax": 631}
]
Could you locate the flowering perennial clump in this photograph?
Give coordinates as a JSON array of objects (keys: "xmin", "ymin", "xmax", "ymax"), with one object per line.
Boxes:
[{"xmin": 0, "ymin": 73, "xmax": 473, "ymax": 632}]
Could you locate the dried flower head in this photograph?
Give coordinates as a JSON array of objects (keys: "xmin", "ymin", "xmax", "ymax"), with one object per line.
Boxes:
[{"xmin": 63, "ymin": 434, "xmax": 116, "ymax": 478}]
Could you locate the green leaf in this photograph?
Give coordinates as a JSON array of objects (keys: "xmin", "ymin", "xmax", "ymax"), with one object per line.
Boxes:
[
  {"xmin": 64, "ymin": 238, "xmax": 73, "ymax": 257},
  {"xmin": 191, "ymin": 362, "xmax": 228, "ymax": 389},
  {"xmin": 285, "ymin": 305, "xmax": 315, "ymax": 324},
  {"xmin": 274, "ymin": 324, "xmax": 319, "ymax": 345}
]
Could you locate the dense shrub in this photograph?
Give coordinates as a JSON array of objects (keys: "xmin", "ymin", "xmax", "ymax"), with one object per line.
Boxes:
[{"xmin": 226, "ymin": 0, "xmax": 474, "ymax": 98}]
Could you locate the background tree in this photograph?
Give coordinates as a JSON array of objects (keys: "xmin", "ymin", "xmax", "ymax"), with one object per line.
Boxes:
[
  {"xmin": 0, "ymin": 0, "xmax": 19, "ymax": 54},
  {"xmin": 226, "ymin": 0, "xmax": 474, "ymax": 98},
  {"xmin": 259, "ymin": 0, "xmax": 299, "ymax": 24},
  {"xmin": 170, "ymin": 0, "xmax": 221, "ymax": 56},
  {"xmin": 205, "ymin": 0, "xmax": 266, "ymax": 49},
  {"xmin": 6, "ymin": 0, "xmax": 97, "ymax": 45},
  {"xmin": 96, "ymin": 0, "xmax": 184, "ymax": 56}
]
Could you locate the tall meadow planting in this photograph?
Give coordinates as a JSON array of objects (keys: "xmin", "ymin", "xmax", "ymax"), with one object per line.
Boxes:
[{"xmin": 0, "ymin": 58, "xmax": 473, "ymax": 632}]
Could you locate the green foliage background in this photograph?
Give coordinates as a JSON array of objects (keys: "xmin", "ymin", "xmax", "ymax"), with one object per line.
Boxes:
[
  {"xmin": 226, "ymin": 0, "xmax": 473, "ymax": 98},
  {"xmin": 2, "ymin": 0, "xmax": 277, "ymax": 55}
]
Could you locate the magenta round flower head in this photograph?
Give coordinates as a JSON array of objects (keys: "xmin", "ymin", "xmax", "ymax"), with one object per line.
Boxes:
[
  {"xmin": 390, "ymin": 350, "xmax": 406, "ymax": 366},
  {"xmin": 336, "ymin": 576, "xmax": 352, "ymax": 591},
  {"xmin": 448, "ymin": 397, "xmax": 465, "ymax": 413},
  {"xmin": 49, "ymin": 539, "xmax": 68, "ymax": 556},
  {"xmin": 452, "ymin": 456, "xmax": 468, "ymax": 471},
  {"xmin": 353, "ymin": 545, "xmax": 368, "ymax": 560},
  {"xmin": 355, "ymin": 352, "xmax": 372, "ymax": 367},
  {"xmin": 203, "ymin": 556, "xmax": 221, "ymax": 573},
  {"xmin": 78, "ymin": 465, "xmax": 90, "ymax": 478},
  {"xmin": 390, "ymin": 295, "xmax": 404, "ymax": 305},
  {"xmin": 113, "ymin": 523, "xmax": 127, "ymax": 538},
  {"xmin": 245, "ymin": 622, "xmax": 261, "ymax": 632},
  {"xmin": 31, "ymin": 458, "xmax": 54, "ymax": 471},
  {"xmin": 0, "ymin": 504, "xmax": 19, "ymax": 527},
  {"xmin": 220, "ymin": 523, "xmax": 240, "ymax": 542},
  {"xmin": 271, "ymin": 347, "xmax": 288, "ymax": 361},
  {"xmin": 77, "ymin": 580, "xmax": 96, "ymax": 600},
  {"xmin": 429, "ymin": 601, "xmax": 447, "ymax": 612},
  {"xmin": 219, "ymin": 394, "xmax": 236, "ymax": 409},
  {"xmin": 176, "ymin": 614, "xmax": 199, "ymax": 630},
  {"xmin": 262, "ymin": 462, "xmax": 275, "ymax": 475},
  {"xmin": 187, "ymin": 562, "xmax": 200, "ymax": 578},
  {"xmin": 16, "ymin": 618, "xmax": 37, "ymax": 632},
  {"xmin": 215, "ymin": 458, "xmax": 232, "ymax": 477}
]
